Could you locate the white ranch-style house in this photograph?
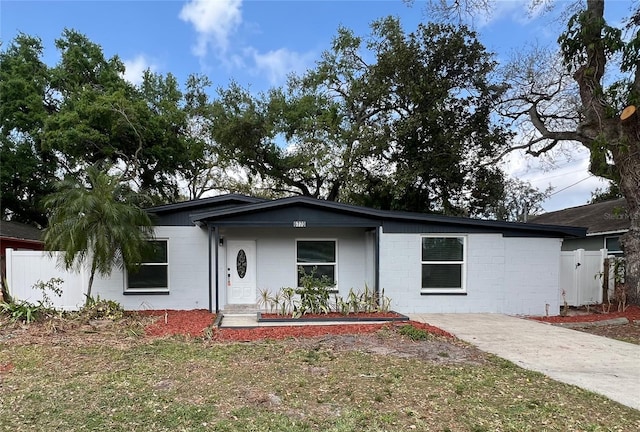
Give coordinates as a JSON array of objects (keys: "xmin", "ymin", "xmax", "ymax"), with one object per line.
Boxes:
[{"xmin": 84, "ymin": 194, "xmax": 584, "ymax": 316}]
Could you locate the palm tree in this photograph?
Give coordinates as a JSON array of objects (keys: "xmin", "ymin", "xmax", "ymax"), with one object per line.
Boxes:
[{"xmin": 43, "ymin": 165, "xmax": 154, "ymax": 305}]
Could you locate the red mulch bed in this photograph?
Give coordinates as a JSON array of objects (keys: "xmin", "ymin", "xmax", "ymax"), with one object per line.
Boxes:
[
  {"xmin": 529, "ymin": 305, "xmax": 640, "ymax": 323},
  {"xmin": 139, "ymin": 309, "xmax": 217, "ymax": 337},
  {"xmin": 139, "ymin": 310, "xmax": 453, "ymax": 341}
]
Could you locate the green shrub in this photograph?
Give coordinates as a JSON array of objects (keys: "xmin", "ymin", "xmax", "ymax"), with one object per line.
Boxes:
[
  {"xmin": 80, "ymin": 296, "xmax": 124, "ymax": 320},
  {"xmin": 397, "ymin": 324, "xmax": 429, "ymax": 341},
  {"xmin": 0, "ymin": 300, "xmax": 43, "ymax": 323},
  {"xmin": 293, "ymin": 270, "xmax": 333, "ymax": 317},
  {"xmin": 0, "ymin": 278, "xmax": 65, "ymax": 324}
]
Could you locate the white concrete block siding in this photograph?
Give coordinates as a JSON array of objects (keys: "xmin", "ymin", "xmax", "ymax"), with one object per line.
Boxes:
[
  {"xmin": 49, "ymin": 226, "xmax": 563, "ymax": 315},
  {"xmin": 92, "ymin": 226, "xmax": 210, "ymax": 310},
  {"xmin": 379, "ymin": 230, "xmax": 562, "ymax": 315},
  {"xmin": 216, "ymin": 227, "xmax": 371, "ymax": 307}
]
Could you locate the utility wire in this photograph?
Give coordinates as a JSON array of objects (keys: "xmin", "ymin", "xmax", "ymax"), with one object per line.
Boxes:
[
  {"xmin": 547, "ymin": 176, "xmax": 593, "ymax": 197},
  {"xmin": 517, "ymin": 167, "xmax": 588, "ymax": 182}
]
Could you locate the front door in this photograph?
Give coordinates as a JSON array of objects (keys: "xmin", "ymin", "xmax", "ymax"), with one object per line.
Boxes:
[{"xmin": 226, "ymin": 240, "xmax": 256, "ymax": 304}]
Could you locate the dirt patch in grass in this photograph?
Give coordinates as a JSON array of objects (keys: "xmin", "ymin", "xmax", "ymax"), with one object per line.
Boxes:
[
  {"xmin": 576, "ymin": 322, "xmax": 640, "ymax": 345},
  {"xmin": 287, "ymin": 331, "xmax": 486, "ymax": 365},
  {"xmin": 0, "ymin": 313, "xmax": 152, "ymax": 348},
  {"xmin": 213, "ymin": 320, "xmax": 453, "ymax": 342}
]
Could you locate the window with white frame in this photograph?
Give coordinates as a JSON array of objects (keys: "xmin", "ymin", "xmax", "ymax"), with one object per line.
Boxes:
[
  {"xmin": 421, "ymin": 236, "xmax": 466, "ymax": 293},
  {"xmin": 296, "ymin": 240, "xmax": 337, "ymax": 290},
  {"xmin": 126, "ymin": 240, "xmax": 169, "ymax": 293},
  {"xmin": 605, "ymin": 236, "xmax": 623, "ymax": 256}
]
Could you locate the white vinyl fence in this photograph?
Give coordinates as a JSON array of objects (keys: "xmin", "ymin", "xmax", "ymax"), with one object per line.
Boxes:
[
  {"xmin": 5, "ymin": 249, "xmax": 87, "ymax": 310},
  {"xmin": 559, "ymin": 248, "xmax": 614, "ymax": 306}
]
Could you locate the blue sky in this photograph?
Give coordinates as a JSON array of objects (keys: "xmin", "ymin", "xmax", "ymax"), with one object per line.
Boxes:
[{"xmin": 1, "ymin": 0, "xmax": 631, "ymax": 212}]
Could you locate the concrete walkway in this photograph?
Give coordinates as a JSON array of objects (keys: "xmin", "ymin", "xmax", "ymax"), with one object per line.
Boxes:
[{"xmin": 409, "ymin": 313, "xmax": 640, "ymax": 411}]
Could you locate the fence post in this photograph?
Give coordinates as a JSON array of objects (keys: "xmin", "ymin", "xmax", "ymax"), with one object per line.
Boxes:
[
  {"xmin": 575, "ymin": 248, "xmax": 584, "ymax": 306},
  {"xmin": 603, "ymin": 258, "xmax": 610, "ymax": 303},
  {"xmin": 600, "ymin": 248, "xmax": 608, "ymax": 304},
  {"xmin": 5, "ymin": 248, "xmax": 13, "ymax": 299}
]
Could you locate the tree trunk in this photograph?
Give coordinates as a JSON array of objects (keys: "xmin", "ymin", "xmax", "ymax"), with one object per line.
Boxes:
[
  {"xmin": 571, "ymin": 0, "xmax": 640, "ymax": 305},
  {"xmin": 614, "ymin": 145, "xmax": 640, "ymax": 305},
  {"xmin": 615, "ymin": 102, "xmax": 640, "ymax": 305},
  {"xmin": 85, "ymin": 260, "xmax": 97, "ymax": 307}
]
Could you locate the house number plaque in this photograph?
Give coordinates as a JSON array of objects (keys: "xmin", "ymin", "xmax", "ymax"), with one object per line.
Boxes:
[{"xmin": 293, "ymin": 220, "xmax": 306, "ymax": 228}]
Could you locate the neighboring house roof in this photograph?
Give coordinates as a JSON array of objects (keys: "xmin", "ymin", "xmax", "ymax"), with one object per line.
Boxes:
[
  {"xmin": 529, "ymin": 198, "xmax": 629, "ymax": 235},
  {"xmin": 0, "ymin": 220, "xmax": 43, "ymax": 242},
  {"xmin": 171, "ymin": 194, "xmax": 585, "ymax": 238}
]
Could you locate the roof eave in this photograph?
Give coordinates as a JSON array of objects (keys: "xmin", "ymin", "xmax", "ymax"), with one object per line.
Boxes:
[
  {"xmin": 190, "ymin": 196, "xmax": 587, "ymax": 238},
  {"xmin": 586, "ymin": 229, "xmax": 629, "ymax": 237}
]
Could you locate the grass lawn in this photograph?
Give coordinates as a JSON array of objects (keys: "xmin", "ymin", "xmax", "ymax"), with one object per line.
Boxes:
[{"xmin": 1, "ymin": 326, "xmax": 639, "ymax": 431}]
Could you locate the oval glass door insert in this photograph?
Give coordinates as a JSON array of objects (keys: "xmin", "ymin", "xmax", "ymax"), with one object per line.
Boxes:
[{"xmin": 236, "ymin": 249, "xmax": 247, "ymax": 279}]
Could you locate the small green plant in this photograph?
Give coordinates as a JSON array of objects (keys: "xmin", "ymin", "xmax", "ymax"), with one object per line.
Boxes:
[
  {"xmin": 361, "ymin": 284, "xmax": 376, "ymax": 312},
  {"xmin": 0, "ymin": 278, "xmax": 65, "ymax": 324},
  {"xmin": 335, "ymin": 294, "xmax": 350, "ymax": 315},
  {"xmin": 1, "ymin": 276, "xmax": 11, "ymax": 303},
  {"xmin": 379, "ymin": 288, "xmax": 391, "ymax": 312},
  {"xmin": 346, "ymin": 288, "xmax": 360, "ymax": 314},
  {"xmin": 0, "ymin": 300, "xmax": 43, "ymax": 323},
  {"xmin": 281, "ymin": 287, "xmax": 295, "ymax": 315},
  {"xmin": 33, "ymin": 278, "xmax": 64, "ymax": 309},
  {"xmin": 257, "ymin": 288, "xmax": 272, "ymax": 312},
  {"xmin": 271, "ymin": 290, "xmax": 282, "ymax": 315},
  {"xmin": 293, "ymin": 269, "xmax": 333, "ymax": 317},
  {"xmin": 303, "ymin": 348, "xmax": 322, "ymax": 365},
  {"xmin": 397, "ymin": 324, "xmax": 429, "ymax": 341}
]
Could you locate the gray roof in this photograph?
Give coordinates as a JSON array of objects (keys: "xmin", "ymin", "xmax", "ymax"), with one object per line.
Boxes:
[
  {"xmin": 186, "ymin": 195, "xmax": 586, "ymax": 238},
  {"xmin": 148, "ymin": 194, "xmax": 265, "ymax": 213},
  {"xmin": 0, "ymin": 220, "xmax": 43, "ymax": 242},
  {"xmin": 529, "ymin": 198, "xmax": 629, "ymax": 235}
]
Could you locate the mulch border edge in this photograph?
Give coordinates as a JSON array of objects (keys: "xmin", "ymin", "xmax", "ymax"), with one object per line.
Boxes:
[
  {"xmin": 551, "ymin": 317, "xmax": 630, "ymax": 328},
  {"xmin": 256, "ymin": 311, "xmax": 410, "ymax": 323}
]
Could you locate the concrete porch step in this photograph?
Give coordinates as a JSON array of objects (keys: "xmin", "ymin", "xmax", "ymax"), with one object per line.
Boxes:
[
  {"xmin": 219, "ymin": 313, "xmax": 259, "ymax": 328},
  {"xmin": 222, "ymin": 304, "xmax": 259, "ymax": 314}
]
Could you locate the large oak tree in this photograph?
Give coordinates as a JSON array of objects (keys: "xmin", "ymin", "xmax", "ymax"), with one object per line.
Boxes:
[
  {"xmin": 210, "ymin": 17, "xmax": 511, "ymax": 216},
  {"xmin": 0, "ymin": 30, "xmax": 220, "ymax": 225}
]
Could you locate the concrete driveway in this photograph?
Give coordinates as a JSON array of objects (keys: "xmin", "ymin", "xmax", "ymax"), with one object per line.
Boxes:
[{"xmin": 409, "ymin": 313, "xmax": 640, "ymax": 411}]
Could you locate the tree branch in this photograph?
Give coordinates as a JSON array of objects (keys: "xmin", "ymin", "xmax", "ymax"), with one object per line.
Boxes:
[{"xmin": 528, "ymin": 103, "xmax": 587, "ymax": 144}]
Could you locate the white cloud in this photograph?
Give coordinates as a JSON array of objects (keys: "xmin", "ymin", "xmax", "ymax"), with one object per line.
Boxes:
[
  {"xmin": 475, "ymin": 0, "xmax": 554, "ymax": 28},
  {"xmin": 504, "ymin": 145, "xmax": 606, "ymax": 212},
  {"xmin": 248, "ymin": 47, "xmax": 316, "ymax": 86},
  {"xmin": 179, "ymin": 0, "xmax": 243, "ymax": 58},
  {"xmin": 475, "ymin": 0, "xmax": 522, "ymax": 27},
  {"xmin": 123, "ymin": 55, "xmax": 156, "ymax": 85}
]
